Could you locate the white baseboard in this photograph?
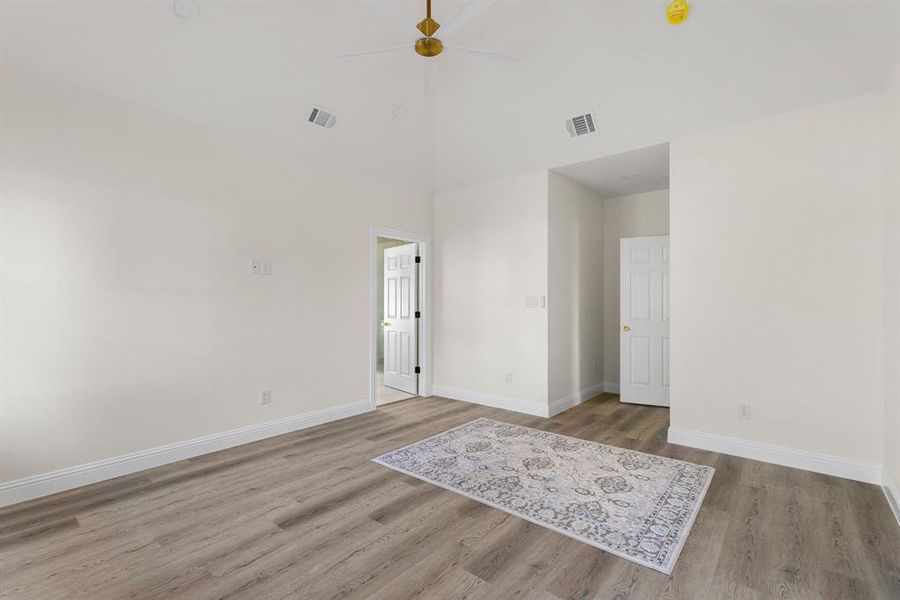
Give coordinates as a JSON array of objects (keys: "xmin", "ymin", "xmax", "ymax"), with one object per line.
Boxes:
[
  {"xmin": 432, "ymin": 385, "xmax": 549, "ymax": 418},
  {"xmin": 603, "ymin": 382, "xmax": 620, "ymax": 394},
  {"xmin": 549, "ymin": 383, "xmax": 605, "ymax": 417},
  {"xmin": 885, "ymin": 476, "xmax": 900, "ymax": 527},
  {"xmin": 667, "ymin": 426, "xmax": 882, "ymax": 484},
  {"xmin": 0, "ymin": 399, "xmax": 372, "ymax": 507}
]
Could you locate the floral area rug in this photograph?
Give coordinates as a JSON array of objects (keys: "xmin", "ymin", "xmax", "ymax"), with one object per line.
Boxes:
[{"xmin": 372, "ymin": 417, "xmax": 714, "ymax": 574}]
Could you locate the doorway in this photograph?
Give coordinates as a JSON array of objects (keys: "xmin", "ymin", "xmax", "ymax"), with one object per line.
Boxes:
[
  {"xmin": 551, "ymin": 141, "xmax": 670, "ymax": 405},
  {"xmin": 370, "ymin": 227, "xmax": 431, "ymax": 408}
]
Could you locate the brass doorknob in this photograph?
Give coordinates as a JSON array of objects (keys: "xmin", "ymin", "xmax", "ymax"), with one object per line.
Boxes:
[
  {"xmin": 381, "ymin": 320, "xmax": 391, "ymax": 327},
  {"xmin": 622, "ymin": 325, "xmax": 631, "ymax": 332}
]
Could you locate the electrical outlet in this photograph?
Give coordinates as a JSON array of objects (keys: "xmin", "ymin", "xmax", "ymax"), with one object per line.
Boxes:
[
  {"xmin": 505, "ymin": 372, "xmax": 513, "ymax": 383},
  {"xmin": 738, "ymin": 404, "xmax": 751, "ymax": 420},
  {"xmin": 260, "ymin": 389, "xmax": 272, "ymax": 405}
]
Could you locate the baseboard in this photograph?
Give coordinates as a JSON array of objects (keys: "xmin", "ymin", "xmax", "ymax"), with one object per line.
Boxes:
[
  {"xmin": 432, "ymin": 385, "xmax": 549, "ymax": 417},
  {"xmin": 0, "ymin": 399, "xmax": 372, "ymax": 507},
  {"xmin": 549, "ymin": 383, "xmax": 605, "ymax": 417},
  {"xmin": 667, "ymin": 426, "xmax": 882, "ymax": 484},
  {"xmin": 884, "ymin": 476, "xmax": 900, "ymax": 528},
  {"xmin": 603, "ymin": 382, "xmax": 620, "ymax": 394}
]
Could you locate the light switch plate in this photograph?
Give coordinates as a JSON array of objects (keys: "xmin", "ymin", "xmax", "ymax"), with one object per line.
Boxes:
[
  {"xmin": 261, "ymin": 260, "xmax": 272, "ymax": 275},
  {"xmin": 525, "ymin": 295, "xmax": 546, "ymax": 308}
]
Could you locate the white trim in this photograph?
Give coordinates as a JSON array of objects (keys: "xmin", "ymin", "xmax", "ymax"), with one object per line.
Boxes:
[
  {"xmin": 548, "ymin": 383, "xmax": 605, "ymax": 417},
  {"xmin": 0, "ymin": 399, "xmax": 371, "ymax": 507},
  {"xmin": 884, "ymin": 475, "xmax": 900, "ymax": 528},
  {"xmin": 603, "ymin": 382, "xmax": 620, "ymax": 394},
  {"xmin": 369, "ymin": 226, "xmax": 432, "ymax": 409},
  {"xmin": 432, "ymin": 385, "xmax": 549, "ymax": 418},
  {"xmin": 667, "ymin": 426, "xmax": 882, "ymax": 484}
]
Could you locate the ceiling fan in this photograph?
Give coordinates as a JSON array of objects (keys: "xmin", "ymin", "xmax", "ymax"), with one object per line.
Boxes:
[{"xmin": 335, "ymin": 0, "xmax": 521, "ymax": 94}]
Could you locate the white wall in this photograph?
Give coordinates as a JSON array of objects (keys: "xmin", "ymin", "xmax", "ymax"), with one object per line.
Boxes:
[
  {"xmin": 601, "ymin": 190, "xmax": 670, "ymax": 386},
  {"xmin": 669, "ymin": 93, "xmax": 885, "ymax": 465},
  {"xmin": 883, "ymin": 58, "xmax": 900, "ymax": 494},
  {"xmin": 433, "ymin": 171, "xmax": 549, "ymax": 412},
  {"xmin": 0, "ymin": 66, "xmax": 432, "ymax": 484},
  {"xmin": 548, "ymin": 172, "xmax": 604, "ymax": 405}
]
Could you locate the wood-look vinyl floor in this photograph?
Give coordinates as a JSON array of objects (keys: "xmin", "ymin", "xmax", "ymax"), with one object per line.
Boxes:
[{"xmin": 1, "ymin": 394, "xmax": 898, "ymax": 599}]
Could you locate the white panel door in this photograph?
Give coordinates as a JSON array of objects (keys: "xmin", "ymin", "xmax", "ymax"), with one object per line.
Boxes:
[
  {"xmin": 383, "ymin": 243, "xmax": 418, "ymax": 395},
  {"xmin": 620, "ymin": 235, "xmax": 669, "ymax": 406}
]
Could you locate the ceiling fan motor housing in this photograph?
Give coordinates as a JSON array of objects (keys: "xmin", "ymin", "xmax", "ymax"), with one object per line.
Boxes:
[{"xmin": 415, "ymin": 37, "xmax": 443, "ymax": 57}]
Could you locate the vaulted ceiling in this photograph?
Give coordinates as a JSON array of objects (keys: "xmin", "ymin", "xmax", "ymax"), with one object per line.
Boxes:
[{"xmin": 3, "ymin": 1, "xmax": 898, "ymax": 192}]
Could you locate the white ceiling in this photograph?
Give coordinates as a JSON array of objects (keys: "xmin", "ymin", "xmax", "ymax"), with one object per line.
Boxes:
[
  {"xmin": 0, "ymin": 0, "xmax": 448, "ymax": 188},
  {"xmin": 553, "ymin": 143, "xmax": 669, "ymax": 199},
  {"xmin": 2, "ymin": 1, "xmax": 899, "ymax": 193},
  {"xmin": 434, "ymin": 1, "xmax": 900, "ymax": 190}
]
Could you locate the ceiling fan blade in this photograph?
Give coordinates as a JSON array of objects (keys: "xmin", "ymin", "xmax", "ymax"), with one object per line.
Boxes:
[
  {"xmin": 364, "ymin": 0, "xmax": 417, "ymax": 37},
  {"xmin": 334, "ymin": 44, "xmax": 411, "ymax": 59},
  {"xmin": 443, "ymin": 45, "xmax": 523, "ymax": 63},
  {"xmin": 424, "ymin": 61, "xmax": 439, "ymax": 95},
  {"xmin": 439, "ymin": 0, "xmax": 494, "ymax": 39}
]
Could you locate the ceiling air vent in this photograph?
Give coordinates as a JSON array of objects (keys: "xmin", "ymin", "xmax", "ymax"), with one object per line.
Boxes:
[
  {"xmin": 565, "ymin": 113, "xmax": 596, "ymax": 138},
  {"xmin": 307, "ymin": 106, "xmax": 337, "ymax": 130}
]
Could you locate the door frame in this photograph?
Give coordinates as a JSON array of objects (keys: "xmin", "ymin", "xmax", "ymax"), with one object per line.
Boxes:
[{"xmin": 369, "ymin": 226, "xmax": 432, "ymax": 409}]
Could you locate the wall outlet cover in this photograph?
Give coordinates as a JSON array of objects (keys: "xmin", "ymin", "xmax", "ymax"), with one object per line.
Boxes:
[{"xmin": 260, "ymin": 389, "xmax": 272, "ymax": 405}]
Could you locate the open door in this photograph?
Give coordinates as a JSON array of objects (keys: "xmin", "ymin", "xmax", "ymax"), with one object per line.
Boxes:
[
  {"xmin": 382, "ymin": 243, "xmax": 418, "ymax": 395},
  {"xmin": 620, "ymin": 235, "xmax": 669, "ymax": 406}
]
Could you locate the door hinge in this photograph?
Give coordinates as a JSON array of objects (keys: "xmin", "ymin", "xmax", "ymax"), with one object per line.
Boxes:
[
  {"xmin": 415, "ymin": 310, "xmax": 421, "ymax": 318},
  {"xmin": 414, "ymin": 366, "xmax": 421, "ymax": 374},
  {"xmin": 415, "ymin": 256, "xmax": 421, "ymax": 263}
]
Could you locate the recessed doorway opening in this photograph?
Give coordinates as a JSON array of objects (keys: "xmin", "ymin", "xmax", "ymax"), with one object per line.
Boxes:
[{"xmin": 552, "ymin": 142, "xmax": 670, "ymax": 407}]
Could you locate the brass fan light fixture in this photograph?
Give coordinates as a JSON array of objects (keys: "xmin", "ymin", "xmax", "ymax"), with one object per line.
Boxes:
[{"xmin": 336, "ymin": 0, "xmax": 521, "ymax": 93}]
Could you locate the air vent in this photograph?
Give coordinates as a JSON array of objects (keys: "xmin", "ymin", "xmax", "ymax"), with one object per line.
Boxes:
[
  {"xmin": 565, "ymin": 113, "xmax": 596, "ymax": 138},
  {"xmin": 307, "ymin": 106, "xmax": 337, "ymax": 130}
]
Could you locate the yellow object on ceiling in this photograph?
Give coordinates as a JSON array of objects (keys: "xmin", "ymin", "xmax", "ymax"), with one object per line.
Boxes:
[{"xmin": 667, "ymin": 0, "xmax": 690, "ymax": 25}]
